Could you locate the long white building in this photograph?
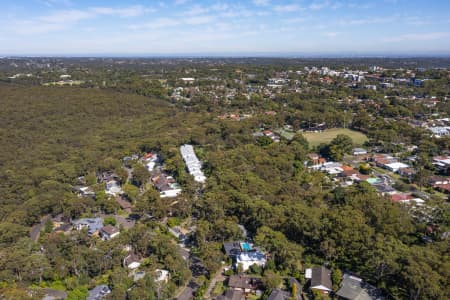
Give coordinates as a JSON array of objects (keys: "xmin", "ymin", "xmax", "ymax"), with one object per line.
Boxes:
[{"xmin": 180, "ymin": 144, "xmax": 206, "ymax": 183}]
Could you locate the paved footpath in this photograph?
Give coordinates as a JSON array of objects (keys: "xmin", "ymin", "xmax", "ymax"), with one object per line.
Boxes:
[{"xmin": 203, "ymin": 266, "xmax": 227, "ymax": 299}]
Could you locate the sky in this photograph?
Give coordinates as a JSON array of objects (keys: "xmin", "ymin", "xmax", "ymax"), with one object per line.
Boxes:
[{"xmin": 1, "ymin": 0, "xmax": 450, "ymax": 56}]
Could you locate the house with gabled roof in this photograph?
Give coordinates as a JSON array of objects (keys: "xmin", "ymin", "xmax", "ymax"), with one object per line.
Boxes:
[
  {"xmin": 228, "ymin": 275, "xmax": 262, "ymax": 294},
  {"xmin": 100, "ymin": 224, "xmax": 120, "ymax": 240},
  {"xmin": 336, "ymin": 275, "xmax": 384, "ymax": 300},
  {"xmin": 87, "ymin": 285, "xmax": 111, "ymax": 300},
  {"xmin": 216, "ymin": 289, "xmax": 244, "ymax": 300},
  {"xmin": 123, "ymin": 252, "xmax": 141, "ymax": 269},
  {"xmin": 72, "ymin": 218, "xmax": 103, "ymax": 236},
  {"xmin": 305, "ymin": 266, "xmax": 332, "ymax": 294},
  {"xmin": 268, "ymin": 289, "xmax": 290, "ymax": 300},
  {"xmin": 116, "ymin": 196, "xmax": 132, "ymax": 213}
]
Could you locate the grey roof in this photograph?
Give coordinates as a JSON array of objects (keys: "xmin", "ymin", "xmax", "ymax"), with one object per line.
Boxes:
[
  {"xmin": 268, "ymin": 289, "xmax": 290, "ymax": 300},
  {"xmin": 336, "ymin": 277, "xmax": 384, "ymax": 300},
  {"xmin": 42, "ymin": 288, "xmax": 68, "ymax": 300},
  {"xmin": 373, "ymin": 184, "xmax": 395, "ymax": 194},
  {"xmin": 87, "ymin": 285, "xmax": 111, "ymax": 300},
  {"xmin": 223, "ymin": 241, "xmax": 242, "ymax": 257},
  {"xmin": 228, "ymin": 275, "xmax": 253, "ymax": 290},
  {"xmin": 311, "ymin": 266, "xmax": 332, "ymax": 290},
  {"xmin": 216, "ymin": 289, "xmax": 244, "ymax": 300},
  {"xmin": 72, "ymin": 218, "xmax": 103, "ymax": 235}
]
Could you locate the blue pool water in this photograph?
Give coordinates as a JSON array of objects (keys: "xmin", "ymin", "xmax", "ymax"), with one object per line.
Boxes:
[{"xmin": 240, "ymin": 242, "xmax": 252, "ymax": 251}]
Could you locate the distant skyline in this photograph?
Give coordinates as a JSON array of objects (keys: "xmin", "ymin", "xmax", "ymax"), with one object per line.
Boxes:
[{"xmin": 1, "ymin": 0, "xmax": 450, "ymax": 56}]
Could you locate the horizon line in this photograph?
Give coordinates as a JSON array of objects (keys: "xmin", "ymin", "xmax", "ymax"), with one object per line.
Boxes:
[{"xmin": 2, "ymin": 51, "xmax": 450, "ymax": 59}]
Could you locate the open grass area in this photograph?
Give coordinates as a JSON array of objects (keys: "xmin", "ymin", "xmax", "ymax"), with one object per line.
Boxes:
[{"xmin": 302, "ymin": 128, "xmax": 368, "ymax": 147}]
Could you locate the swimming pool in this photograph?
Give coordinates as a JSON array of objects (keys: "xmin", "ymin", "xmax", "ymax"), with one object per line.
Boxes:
[{"xmin": 240, "ymin": 242, "xmax": 252, "ymax": 251}]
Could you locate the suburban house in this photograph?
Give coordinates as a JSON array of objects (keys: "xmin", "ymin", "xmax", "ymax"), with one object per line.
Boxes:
[
  {"xmin": 115, "ymin": 196, "xmax": 132, "ymax": 213},
  {"xmin": 72, "ymin": 218, "xmax": 103, "ymax": 236},
  {"xmin": 51, "ymin": 214, "xmax": 71, "ymax": 234},
  {"xmin": 155, "ymin": 269, "xmax": 170, "ymax": 283},
  {"xmin": 133, "ymin": 271, "xmax": 146, "ymax": 282},
  {"xmin": 87, "ymin": 285, "xmax": 111, "ymax": 300},
  {"xmin": 370, "ymin": 154, "xmax": 410, "ymax": 172},
  {"xmin": 262, "ymin": 129, "xmax": 281, "ymax": 143},
  {"xmin": 100, "ymin": 225, "xmax": 120, "ymax": 240},
  {"xmin": 97, "ymin": 171, "xmax": 119, "ymax": 183},
  {"xmin": 352, "ymin": 148, "xmax": 368, "ymax": 156},
  {"xmin": 151, "ymin": 173, "xmax": 182, "ymax": 198},
  {"xmin": 433, "ymin": 183, "xmax": 450, "ymax": 193},
  {"xmin": 236, "ymin": 251, "xmax": 266, "ymax": 271},
  {"xmin": 228, "ymin": 275, "xmax": 262, "ymax": 294},
  {"xmin": 336, "ymin": 275, "xmax": 384, "ymax": 300},
  {"xmin": 428, "ymin": 176, "xmax": 449, "ymax": 186},
  {"xmin": 223, "ymin": 241, "xmax": 245, "ymax": 257},
  {"xmin": 123, "ymin": 252, "xmax": 141, "ymax": 269},
  {"xmin": 143, "ymin": 152, "xmax": 158, "ymax": 171},
  {"xmin": 372, "ymin": 184, "xmax": 397, "ymax": 195},
  {"xmin": 433, "ymin": 155, "xmax": 450, "ymax": 171},
  {"xmin": 180, "ymin": 77, "xmax": 195, "ymax": 83},
  {"xmin": 53, "ymin": 223, "xmax": 72, "ymax": 235},
  {"xmin": 180, "ymin": 144, "xmax": 206, "ymax": 183},
  {"xmin": 42, "ymin": 288, "xmax": 68, "ymax": 300},
  {"xmin": 307, "ymin": 153, "xmax": 326, "ymax": 167},
  {"xmin": 223, "ymin": 241, "xmax": 266, "ymax": 271},
  {"xmin": 268, "ymin": 289, "xmax": 291, "ymax": 300},
  {"xmin": 370, "ymin": 154, "xmax": 397, "ymax": 167},
  {"xmin": 216, "ymin": 289, "xmax": 244, "ymax": 300},
  {"xmin": 389, "ymin": 193, "xmax": 424, "ymax": 205},
  {"xmin": 319, "ymin": 162, "xmax": 344, "ymax": 175},
  {"xmin": 384, "ymin": 162, "xmax": 409, "ymax": 173},
  {"xmin": 398, "ymin": 167, "xmax": 416, "ymax": 180},
  {"xmin": 305, "ymin": 266, "xmax": 332, "ymax": 294},
  {"xmin": 105, "ymin": 180, "xmax": 123, "ymax": 196},
  {"xmin": 73, "ymin": 186, "xmax": 95, "ymax": 198}
]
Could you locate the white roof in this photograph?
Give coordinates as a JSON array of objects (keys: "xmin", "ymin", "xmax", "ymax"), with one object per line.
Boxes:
[
  {"xmin": 127, "ymin": 262, "xmax": 141, "ymax": 269},
  {"xmin": 180, "ymin": 144, "xmax": 206, "ymax": 183},
  {"xmin": 385, "ymin": 162, "xmax": 409, "ymax": 169},
  {"xmin": 155, "ymin": 269, "xmax": 169, "ymax": 282}
]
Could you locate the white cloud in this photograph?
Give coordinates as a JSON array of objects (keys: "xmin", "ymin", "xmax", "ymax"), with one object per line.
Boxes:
[
  {"xmin": 184, "ymin": 5, "xmax": 209, "ymax": 16},
  {"xmin": 383, "ymin": 32, "xmax": 450, "ymax": 42},
  {"xmin": 174, "ymin": 0, "xmax": 189, "ymax": 5},
  {"xmin": 129, "ymin": 14, "xmax": 214, "ymax": 30},
  {"xmin": 340, "ymin": 16, "xmax": 397, "ymax": 25},
  {"xmin": 39, "ymin": 0, "xmax": 72, "ymax": 7},
  {"xmin": 284, "ymin": 17, "xmax": 308, "ymax": 24},
  {"xmin": 185, "ymin": 15, "xmax": 215, "ymax": 25},
  {"xmin": 274, "ymin": 4, "xmax": 302, "ymax": 12},
  {"xmin": 129, "ymin": 18, "xmax": 181, "ymax": 30},
  {"xmin": 253, "ymin": 0, "xmax": 270, "ymax": 6},
  {"xmin": 9, "ymin": 5, "xmax": 154, "ymax": 35},
  {"xmin": 323, "ymin": 31, "xmax": 340, "ymax": 37},
  {"xmin": 211, "ymin": 3, "xmax": 229, "ymax": 11},
  {"xmin": 347, "ymin": 2, "xmax": 373, "ymax": 9},
  {"xmin": 90, "ymin": 6, "xmax": 150, "ymax": 18},
  {"xmin": 39, "ymin": 5, "xmax": 151, "ymax": 23},
  {"xmin": 310, "ymin": 1, "xmax": 330, "ymax": 10}
]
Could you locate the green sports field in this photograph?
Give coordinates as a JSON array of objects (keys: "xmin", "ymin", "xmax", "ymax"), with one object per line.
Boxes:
[{"xmin": 302, "ymin": 128, "xmax": 368, "ymax": 147}]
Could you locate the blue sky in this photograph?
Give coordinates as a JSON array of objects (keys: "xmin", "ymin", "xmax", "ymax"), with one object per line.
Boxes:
[{"xmin": 1, "ymin": 0, "xmax": 450, "ymax": 56}]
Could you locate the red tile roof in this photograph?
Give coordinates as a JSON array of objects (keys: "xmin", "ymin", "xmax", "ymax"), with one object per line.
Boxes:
[{"xmin": 390, "ymin": 193, "xmax": 414, "ymax": 203}]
